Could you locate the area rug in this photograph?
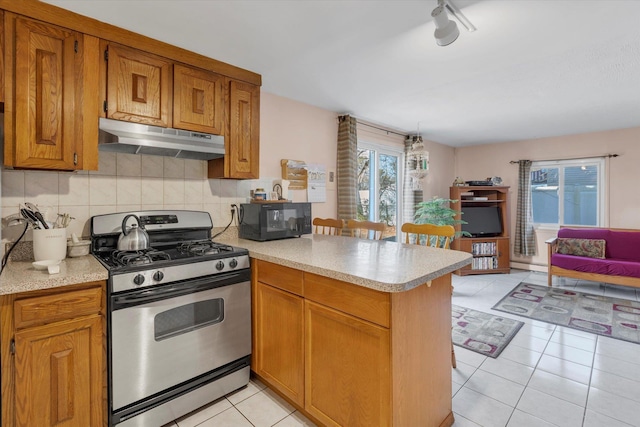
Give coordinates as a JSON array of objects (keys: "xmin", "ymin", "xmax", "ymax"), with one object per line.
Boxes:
[
  {"xmin": 492, "ymin": 282, "xmax": 640, "ymax": 345},
  {"xmin": 452, "ymin": 305, "xmax": 524, "ymax": 358}
]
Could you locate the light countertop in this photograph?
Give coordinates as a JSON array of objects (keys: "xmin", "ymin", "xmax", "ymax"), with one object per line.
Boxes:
[
  {"xmin": 222, "ymin": 234, "xmax": 472, "ymax": 293},
  {"xmin": 0, "ymin": 235, "xmax": 472, "ymax": 295},
  {"xmin": 0, "ymin": 255, "xmax": 109, "ymax": 296}
]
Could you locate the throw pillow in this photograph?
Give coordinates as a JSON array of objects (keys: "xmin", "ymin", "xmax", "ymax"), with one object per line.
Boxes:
[{"xmin": 556, "ymin": 238, "xmax": 606, "ymax": 259}]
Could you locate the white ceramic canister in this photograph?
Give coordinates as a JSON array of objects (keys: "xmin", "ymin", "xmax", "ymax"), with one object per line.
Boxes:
[{"xmin": 33, "ymin": 228, "xmax": 67, "ymax": 261}]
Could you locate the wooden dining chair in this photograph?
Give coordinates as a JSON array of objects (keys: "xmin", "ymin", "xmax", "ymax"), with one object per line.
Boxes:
[
  {"xmin": 400, "ymin": 223, "xmax": 455, "ymax": 249},
  {"xmin": 312, "ymin": 218, "xmax": 344, "ymax": 236},
  {"xmin": 401, "ymin": 222, "xmax": 457, "ymax": 368},
  {"xmin": 346, "ymin": 219, "xmax": 386, "ymax": 240}
]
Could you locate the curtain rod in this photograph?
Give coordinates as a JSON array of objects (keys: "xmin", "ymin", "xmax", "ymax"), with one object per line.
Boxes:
[
  {"xmin": 509, "ymin": 154, "xmax": 619, "ymax": 164},
  {"xmin": 358, "ymin": 122, "xmax": 407, "ymax": 138},
  {"xmin": 338, "ymin": 115, "xmax": 408, "ymax": 138}
]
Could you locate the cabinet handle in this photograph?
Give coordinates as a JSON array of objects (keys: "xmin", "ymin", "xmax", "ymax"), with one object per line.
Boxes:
[
  {"xmin": 73, "ymin": 153, "xmax": 78, "ymax": 165},
  {"xmin": 10, "ymin": 339, "xmax": 15, "ymax": 355}
]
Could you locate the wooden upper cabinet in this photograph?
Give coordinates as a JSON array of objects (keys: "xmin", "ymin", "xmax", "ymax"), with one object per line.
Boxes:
[
  {"xmin": 173, "ymin": 63, "xmax": 224, "ymax": 134},
  {"xmin": 105, "ymin": 43, "xmax": 172, "ymax": 127},
  {"xmin": 6, "ymin": 16, "xmax": 77, "ymax": 170},
  {"xmin": 208, "ymin": 79, "xmax": 260, "ymax": 179},
  {"xmin": 3, "ymin": 14, "xmax": 99, "ymax": 171}
]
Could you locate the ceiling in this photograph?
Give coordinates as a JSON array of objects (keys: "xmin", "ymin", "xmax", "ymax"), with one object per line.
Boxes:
[{"xmin": 43, "ymin": 0, "xmax": 640, "ymax": 147}]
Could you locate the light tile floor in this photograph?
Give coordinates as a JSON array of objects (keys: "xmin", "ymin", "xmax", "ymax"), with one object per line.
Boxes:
[{"xmin": 167, "ymin": 270, "xmax": 640, "ymax": 427}]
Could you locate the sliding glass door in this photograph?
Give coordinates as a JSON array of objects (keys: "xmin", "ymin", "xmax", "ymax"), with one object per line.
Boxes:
[{"xmin": 357, "ymin": 142, "xmax": 403, "ymax": 241}]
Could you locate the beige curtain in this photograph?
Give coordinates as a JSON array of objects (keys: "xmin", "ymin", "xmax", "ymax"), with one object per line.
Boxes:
[
  {"xmin": 337, "ymin": 115, "xmax": 358, "ymax": 221},
  {"xmin": 514, "ymin": 160, "xmax": 536, "ymax": 256}
]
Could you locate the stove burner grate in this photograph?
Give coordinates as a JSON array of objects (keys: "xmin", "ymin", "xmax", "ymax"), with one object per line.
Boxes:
[
  {"xmin": 177, "ymin": 240, "xmax": 234, "ymax": 256},
  {"xmin": 111, "ymin": 249, "xmax": 171, "ymax": 267}
]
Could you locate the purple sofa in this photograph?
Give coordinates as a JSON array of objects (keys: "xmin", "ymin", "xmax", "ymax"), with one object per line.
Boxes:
[{"xmin": 546, "ymin": 227, "xmax": 640, "ymax": 288}]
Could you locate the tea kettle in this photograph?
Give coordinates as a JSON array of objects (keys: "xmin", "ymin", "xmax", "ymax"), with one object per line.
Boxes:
[{"xmin": 117, "ymin": 214, "xmax": 150, "ymax": 251}]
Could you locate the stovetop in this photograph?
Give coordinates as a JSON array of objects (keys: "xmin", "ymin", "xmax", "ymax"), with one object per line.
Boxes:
[
  {"xmin": 90, "ymin": 211, "xmax": 249, "ymax": 290},
  {"xmin": 94, "ymin": 240, "xmax": 246, "ymax": 272}
]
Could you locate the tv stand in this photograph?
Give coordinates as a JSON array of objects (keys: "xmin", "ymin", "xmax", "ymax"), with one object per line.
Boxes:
[{"xmin": 450, "ymin": 186, "xmax": 510, "ymax": 275}]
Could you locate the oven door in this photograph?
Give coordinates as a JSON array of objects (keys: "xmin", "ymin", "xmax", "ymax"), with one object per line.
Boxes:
[{"xmin": 110, "ymin": 270, "xmax": 251, "ymax": 411}]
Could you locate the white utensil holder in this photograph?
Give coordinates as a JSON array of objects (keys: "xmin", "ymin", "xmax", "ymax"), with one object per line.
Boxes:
[{"xmin": 33, "ymin": 228, "xmax": 67, "ymax": 261}]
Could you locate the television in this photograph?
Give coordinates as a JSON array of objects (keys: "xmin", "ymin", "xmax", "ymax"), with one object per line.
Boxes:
[{"xmin": 461, "ymin": 206, "xmax": 503, "ymax": 237}]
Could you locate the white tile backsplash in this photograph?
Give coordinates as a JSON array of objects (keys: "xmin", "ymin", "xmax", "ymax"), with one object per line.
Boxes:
[
  {"xmin": 185, "ymin": 159, "xmax": 205, "ymax": 179},
  {"xmin": 185, "ymin": 179, "xmax": 204, "ymax": 202},
  {"xmin": 1, "ymin": 170, "xmax": 24, "ymax": 210},
  {"xmin": 90, "ymin": 151, "xmax": 116, "ymax": 176},
  {"xmin": 116, "ymin": 176, "xmax": 142, "ymax": 205},
  {"xmin": 164, "ymin": 179, "xmax": 185, "ymax": 205},
  {"xmin": 141, "ymin": 177, "xmax": 165, "ymax": 205},
  {"xmin": 1, "ymin": 155, "xmax": 272, "ymax": 255},
  {"xmin": 164, "ymin": 157, "xmax": 185, "ymax": 179},
  {"xmin": 25, "ymin": 171, "xmax": 59, "ymax": 206},
  {"xmin": 141, "ymin": 155, "xmax": 164, "ymax": 178},
  {"xmin": 116, "ymin": 153, "xmax": 142, "ymax": 177},
  {"xmin": 89, "ymin": 175, "xmax": 118, "ymax": 206},
  {"xmin": 58, "ymin": 173, "xmax": 90, "ymax": 207}
]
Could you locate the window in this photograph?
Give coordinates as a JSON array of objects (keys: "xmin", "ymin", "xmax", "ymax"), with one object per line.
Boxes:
[
  {"xmin": 357, "ymin": 142, "xmax": 403, "ymax": 240},
  {"xmin": 530, "ymin": 158, "xmax": 605, "ymax": 227}
]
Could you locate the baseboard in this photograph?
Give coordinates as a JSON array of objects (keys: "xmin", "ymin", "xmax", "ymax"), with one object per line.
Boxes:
[{"xmin": 510, "ymin": 262, "xmax": 548, "ymax": 273}]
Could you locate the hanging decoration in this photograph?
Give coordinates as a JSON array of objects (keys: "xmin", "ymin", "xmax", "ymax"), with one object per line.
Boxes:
[{"xmin": 407, "ymin": 123, "xmax": 429, "ymax": 190}]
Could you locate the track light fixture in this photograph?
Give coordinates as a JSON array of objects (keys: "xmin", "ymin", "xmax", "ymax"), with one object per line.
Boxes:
[{"xmin": 432, "ymin": 0, "xmax": 476, "ymax": 47}]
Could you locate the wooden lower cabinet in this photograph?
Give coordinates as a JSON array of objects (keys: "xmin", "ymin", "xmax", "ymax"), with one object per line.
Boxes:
[
  {"xmin": 14, "ymin": 314, "xmax": 103, "ymax": 426},
  {"xmin": 252, "ymin": 259, "xmax": 454, "ymax": 427},
  {"xmin": 0, "ymin": 281, "xmax": 106, "ymax": 427},
  {"xmin": 305, "ymin": 301, "xmax": 390, "ymax": 426},
  {"xmin": 253, "ymin": 281, "xmax": 304, "ymax": 406}
]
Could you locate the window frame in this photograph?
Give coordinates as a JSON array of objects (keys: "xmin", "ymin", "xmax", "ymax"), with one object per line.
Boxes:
[
  {"xmin": 357, "ymin": 140, "xmax": 404, "ymax": 241},
  {"xmin": 530, "ymin": 157, "xmax": 606, "ymax": 229}
]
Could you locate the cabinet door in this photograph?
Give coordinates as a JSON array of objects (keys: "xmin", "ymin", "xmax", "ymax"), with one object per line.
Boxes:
[
  {"xmin": 305, "ymin": 301, "xmax": 390, "ymax": 427},
  {"xmin": 173, "ymin": 64, "xmax": 224, "ymax": 134},
  {"xmin": 106, "ymin": 43, "xmax": 172, "ymax": 127},
  {"xmin": 209, "ymin": 79, "xmax": 259, "ymax": 179},
  {"xmin": 14, "ymin": 314, "xmax": 103, "ymax": 427},
  {"xmin": 12, "ymin": 17, "xmax": 80, "ymax": 170},
  {"xmin": 496, "ymin": 237, "xmax": 510, "ymax": 269},
  {"xmin": 254, "ymin": 282, "xmax": 304, "ymax": 406}
]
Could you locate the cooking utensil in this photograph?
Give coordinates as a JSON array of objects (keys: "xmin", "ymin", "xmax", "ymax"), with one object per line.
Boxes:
[
  {"xmin": 20, "ymin": 208, "xmax": 41, "ymax": 229},
  {"xmin": 33, "ymin": 211, "xmax": 49, "ymax": 229},
  {"xmin": 55, "ymin": 213, "xmax": 74, "ymax": 228},
  {"xmin": 24, "ymin": 202, "xmax": 41, "ymax": 215},
  {"xmin": 117, "ymin": 214, "xmax": 150, "ymax": 251}
]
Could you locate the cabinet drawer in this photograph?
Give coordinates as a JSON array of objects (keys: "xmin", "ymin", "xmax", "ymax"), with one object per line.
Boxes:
[
  {"xmin": 14, "ymin": 286, "xmax": 103, "ymax": 329},
  {"xmin": 304, "ymin": 273, "xmax": 390, "ymax": 328},
  {"xmin": 256, "ymin": 260, "xmax": 304, "ymax": 296}
]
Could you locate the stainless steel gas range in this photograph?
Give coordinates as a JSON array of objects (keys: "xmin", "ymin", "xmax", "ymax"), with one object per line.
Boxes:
[{"xmin": 91, "ymin": 210, "xmax": 251, "ymax": 427}]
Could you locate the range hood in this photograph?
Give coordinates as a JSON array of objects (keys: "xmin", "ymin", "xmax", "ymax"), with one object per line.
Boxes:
[{"xmin": 98, "ymin": 118, "xmax": 225, "ymax": 160}]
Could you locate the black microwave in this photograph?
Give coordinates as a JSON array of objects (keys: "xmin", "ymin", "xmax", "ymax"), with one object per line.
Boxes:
[{"xmin": 238, "ymin": 202, "xmax": 312, "ymax": 241}]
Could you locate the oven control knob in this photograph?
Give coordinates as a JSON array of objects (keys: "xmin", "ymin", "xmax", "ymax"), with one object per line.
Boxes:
[
  {"xmin": 216, "ymin": 261, "xmax": 225, "ymax": 271},
  {"xmin": 133, "ymin": 274, "xmax": 145, "ymax": 286},
  {"xmin": 229, "ymin": 258, "xmax": 238, "ymax": 269},
  {"xmin": 153, "ymin": 271, "xmax": 164, "ymax": 282}
]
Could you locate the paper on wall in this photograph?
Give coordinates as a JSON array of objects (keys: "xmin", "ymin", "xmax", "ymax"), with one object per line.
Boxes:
[{"xmin": 306, "ymin": 164, "xmax": 326, "ymax": 203}]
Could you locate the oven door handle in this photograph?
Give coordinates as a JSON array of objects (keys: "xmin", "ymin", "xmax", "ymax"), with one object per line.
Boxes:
[{"xmin": 111, "ymin": 270, "xmax": 250, "ymax": 309}]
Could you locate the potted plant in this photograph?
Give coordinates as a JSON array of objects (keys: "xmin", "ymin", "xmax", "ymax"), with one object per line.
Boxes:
[{"xmin": 414, "ymin": 197, "xmax": 470, "ymax": 239}]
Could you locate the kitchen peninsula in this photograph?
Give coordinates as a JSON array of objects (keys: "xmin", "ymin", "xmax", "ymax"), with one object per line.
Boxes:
[{"xmin": 225, "ymin": 234, "xmax": 472, "ymax": 427}]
